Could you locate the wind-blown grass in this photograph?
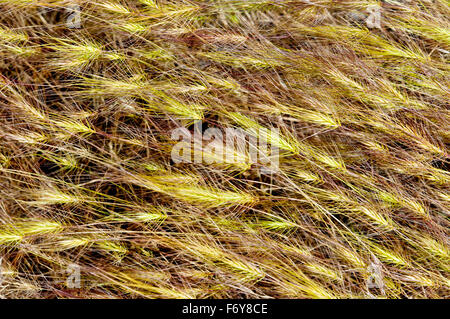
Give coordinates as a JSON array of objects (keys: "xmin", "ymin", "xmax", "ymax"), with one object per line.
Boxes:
[{"xmin": 0, "ymin": 0, "xmax": 448, "ymax": 299}]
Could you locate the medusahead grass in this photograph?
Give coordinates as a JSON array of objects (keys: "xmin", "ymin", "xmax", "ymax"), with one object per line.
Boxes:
[{"xmin": 0, "ymin": 0, "xmax": 448, "ymax": 299}]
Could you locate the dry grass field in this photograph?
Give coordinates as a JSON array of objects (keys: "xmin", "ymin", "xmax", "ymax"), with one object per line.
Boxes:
[{"xmin": 0, "ymin": 0, "xmax": 448, "ymax": 298}]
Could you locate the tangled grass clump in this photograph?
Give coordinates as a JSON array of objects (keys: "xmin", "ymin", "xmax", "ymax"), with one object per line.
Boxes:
[{"xmin": 0, "ymin": 0, "xmax": 449, "ymax": 299}]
